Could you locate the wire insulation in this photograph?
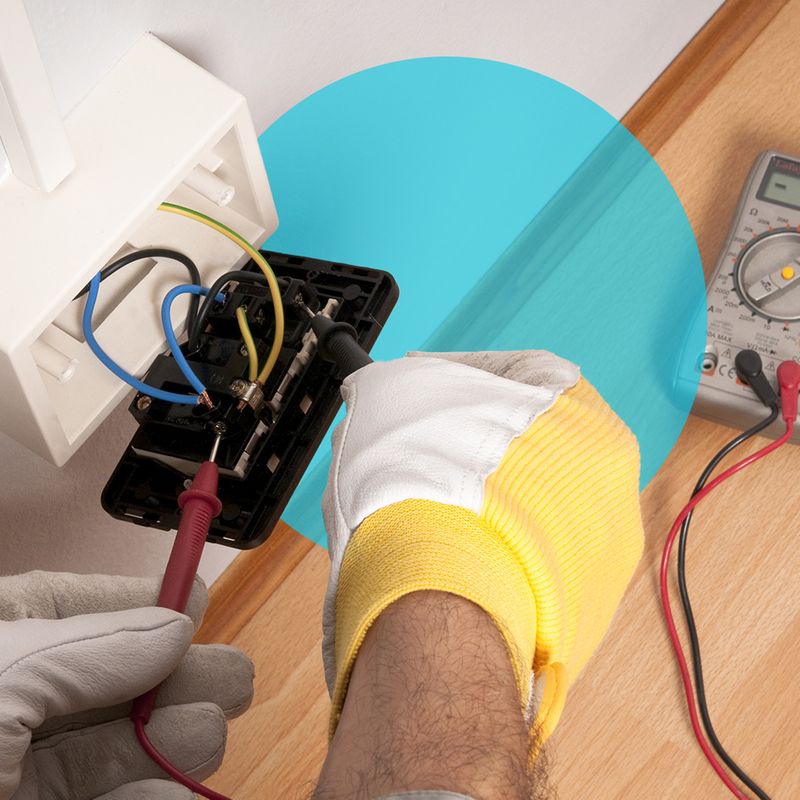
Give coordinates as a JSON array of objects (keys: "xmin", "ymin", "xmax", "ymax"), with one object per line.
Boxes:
[
  {"xmin": 661, "ymin": 420, "xmax": 793, "ymax": 799},
  {"xmin": 188, "ymin": 271, "xmax": 288, "ymax": 352},
  {"xmin": 76, "ymin": 249, "xmax": 201, "ymax": 333},
  {"xmin": 677, "ymin": 409, "xmax": 778, "ymax": 800},
  {"xmin": 158, "ymin": 203, "xmax": 285, "ymax": 384},
  {"xmin": 235, "ymin": 307, "xmax": 259, "ymax": 381},
  {"xmin": 160, "ymin": 285, "xmax": 223, "ymax": 395},
  {"xmin": 189, "ymin": 271, "xmax": 263, "ymax": 349},
  {"xmin": 82, "ymin": 274, "xmax": 201, "ymax": 406}
]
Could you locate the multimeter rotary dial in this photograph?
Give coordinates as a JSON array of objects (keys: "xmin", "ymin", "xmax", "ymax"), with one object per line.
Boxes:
[{"xmin": 733, "ymin": 228, "xmax": 800, "ymax": 322}]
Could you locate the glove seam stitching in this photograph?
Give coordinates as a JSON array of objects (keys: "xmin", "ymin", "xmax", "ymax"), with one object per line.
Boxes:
[
  {"xmin": 333, "ymin": 379, "xmax": 359, "ymax": 537},
  {"xmin": 464, "ymin": 387, "xmax": 559, "ymax": 507},
  {"xmin": 0, "ymin": 617, "xmax": 188, "ymax": 682}
]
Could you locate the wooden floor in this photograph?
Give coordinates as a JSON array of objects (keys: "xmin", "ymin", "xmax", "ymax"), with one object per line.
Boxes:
[{"xmin": 197, "ymin": 1, "xmax": 800, "ymax": 796}]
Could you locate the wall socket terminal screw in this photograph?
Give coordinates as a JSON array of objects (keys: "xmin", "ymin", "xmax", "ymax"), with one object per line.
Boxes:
[{"xmin": 232, "ymin": 380, "xmax": 265, "ymax": 413}]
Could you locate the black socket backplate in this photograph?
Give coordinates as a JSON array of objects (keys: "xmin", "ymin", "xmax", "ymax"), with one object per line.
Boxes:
[{"xmin": 101, "ymin": 251, "xmax": 398, "ymax": 548}]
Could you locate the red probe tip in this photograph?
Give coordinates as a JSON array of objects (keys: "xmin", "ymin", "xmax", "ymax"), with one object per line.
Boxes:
[{"xmin": 777, "ymin": 360, "xmax": 800, "ymax": 422}]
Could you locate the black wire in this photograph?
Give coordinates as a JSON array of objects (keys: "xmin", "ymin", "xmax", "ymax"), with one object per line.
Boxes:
[
  {"xmin": 75, "ymin": 248, "xmax": 202, "ymax": 332},
  {"xmin": 187, "ymin": 270, "xmax": 288, "ymax": 351},
  {"xmin": 678, "ymin": 405, "xmax": 779, "ymax": 800}
]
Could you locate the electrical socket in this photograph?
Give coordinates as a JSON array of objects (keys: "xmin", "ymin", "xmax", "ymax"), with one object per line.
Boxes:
[{"xmin": 0, "ymin": 35, "xmax": 277, "ymax": 465}]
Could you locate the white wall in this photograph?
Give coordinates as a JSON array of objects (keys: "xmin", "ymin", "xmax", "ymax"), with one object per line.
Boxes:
[{"xmin": 0, "ymin": 0, "xmax": 722, "ymax": 582}]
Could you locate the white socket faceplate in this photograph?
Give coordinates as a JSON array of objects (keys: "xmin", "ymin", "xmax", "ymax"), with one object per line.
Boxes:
[{"xmin": 0, "ymin": 35, "xmax": 278, "ymax": 465}]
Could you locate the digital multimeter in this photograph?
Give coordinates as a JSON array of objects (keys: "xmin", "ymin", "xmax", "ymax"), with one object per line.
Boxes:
[{"xmin": 693, "ymin": 150, "xmax": 800, "ymax": 440}]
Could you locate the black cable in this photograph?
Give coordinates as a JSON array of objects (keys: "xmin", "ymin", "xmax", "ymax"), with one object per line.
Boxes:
[
  {"xmin": 678, "ymin": 405, "xmax": 779, "ymax": 800},
  {"xmin": 187, "ymin": 270, "xmax": 288, "ymax": 351},
  {"xmin": 75, "ymin": 248, "xmax": 202, "ymax": 333}
]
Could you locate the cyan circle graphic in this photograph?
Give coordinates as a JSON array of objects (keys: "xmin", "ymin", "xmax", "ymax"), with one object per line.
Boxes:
[{"xmin": 260, "ymin": 57, "xmax": 706, "ymax": 547}]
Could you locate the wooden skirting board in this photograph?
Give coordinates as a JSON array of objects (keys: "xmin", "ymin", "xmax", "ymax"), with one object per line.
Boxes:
[{"xmin": 198, "ymin": 2, "xmax": 799, "ymax": 796}]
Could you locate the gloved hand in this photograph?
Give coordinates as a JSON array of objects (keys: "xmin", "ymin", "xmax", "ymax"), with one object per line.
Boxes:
[
  {"xmin": 321, "ymin": 351, "xmax": 644, "ymax": 742},
  {"xmin": 0, "ymin": 571, "xmax": 253, "ymax": 800}
]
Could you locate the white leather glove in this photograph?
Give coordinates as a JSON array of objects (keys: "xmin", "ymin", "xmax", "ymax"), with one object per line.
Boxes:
[
  {"xmin": 321, "ymin": 350, "xmax": 581, "ymax": 689},
  {"xmin": 320, "ymin": 350, "xmax": 643, "ymax": 744},
  {"xmin": 0, "ymin": 571, "xmax": 254, "ymax": 800}
]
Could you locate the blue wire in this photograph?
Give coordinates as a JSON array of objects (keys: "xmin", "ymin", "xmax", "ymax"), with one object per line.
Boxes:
[
  {"xmin": 82, "ymin": 274, "xmax": 218, "ymax": 406},
  {"xmin": 161, "ymin": 284, "xmax": 224, "ymax": 394}
]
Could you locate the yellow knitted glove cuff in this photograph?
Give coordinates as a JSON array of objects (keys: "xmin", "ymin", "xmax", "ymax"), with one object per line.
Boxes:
[
  {"xmin": 332, "ymin": 500, "xmax": 537, "ymax": 734},
  {"xmin": 331, "ymin": 378, "xmax": 643, "ymax": 742}
]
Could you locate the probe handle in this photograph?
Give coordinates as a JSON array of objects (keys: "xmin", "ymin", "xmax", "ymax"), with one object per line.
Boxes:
[
  {"xmin": 131, "ymin": 460, "xmax": 222, "ymax": 723},
  {"xmin": 157, "ymin": 461, "xmax": 222, "ymax": 610},
  {"xmin": 310, "ymin": 314, "xmax": 373, "ymax": 376}
]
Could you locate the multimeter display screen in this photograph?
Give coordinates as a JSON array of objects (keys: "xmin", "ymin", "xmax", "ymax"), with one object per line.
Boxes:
[{"xmin": 757, "ymin": 157, "xmax": 800, "ymax": 210}]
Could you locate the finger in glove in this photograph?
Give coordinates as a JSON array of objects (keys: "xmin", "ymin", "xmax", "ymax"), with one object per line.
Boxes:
[
  {"xmin": 0, "ymin": 573, "xmax": 208, "ymax": 631},
  {"xmin": 33, "ymin": 643, "xmax": 254, "ymax": 740},
  {"xmin": 30, "ymin": 702, "xmax": 226, "ymax": 800}
]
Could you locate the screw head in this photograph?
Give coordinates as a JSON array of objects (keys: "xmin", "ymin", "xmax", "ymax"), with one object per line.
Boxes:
[
  {"xmin": 211, "ymin": 421, "xmax": 228, "ymax": 435},
  {"xmin": 182, "ymin": 478, "xmax": 192, "ymax": 490},
  {"xmin": 136, "ymin": 395, "xmax": 152, "ymax": 411},
  {"xmin": 230, "ymin": 378, "xmax": 247, "ymax": 394}
]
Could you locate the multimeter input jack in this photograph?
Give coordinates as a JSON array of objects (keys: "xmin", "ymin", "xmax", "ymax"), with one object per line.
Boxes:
[{"xmin": 699, "ymin": 350, "xmax": 718, "ymax": 374}]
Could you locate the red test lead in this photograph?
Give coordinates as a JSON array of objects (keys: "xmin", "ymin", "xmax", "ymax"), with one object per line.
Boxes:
[
  {"xmin": 660, "ymin": 359, "xmax": 799, "ymax": 799},
  {"xmin": 130, "ymin": 431, "xmax": 233, "ymax": 800}
]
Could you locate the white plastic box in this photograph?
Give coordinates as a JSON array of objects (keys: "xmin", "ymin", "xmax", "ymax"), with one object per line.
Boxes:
[{"xmin": 0, "ymin": 35, "xmax": 277, "ymax": 465}]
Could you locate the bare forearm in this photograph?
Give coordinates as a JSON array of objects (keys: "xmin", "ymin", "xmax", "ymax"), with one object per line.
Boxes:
[{"xmin": 314, "ymin": 591, "xmax": 543, "ymax": 800}]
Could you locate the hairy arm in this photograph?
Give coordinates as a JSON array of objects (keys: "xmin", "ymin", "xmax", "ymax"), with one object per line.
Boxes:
[{"xmin": 314, "ymin": 591, "xmax": 549, "ymax": 800}]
